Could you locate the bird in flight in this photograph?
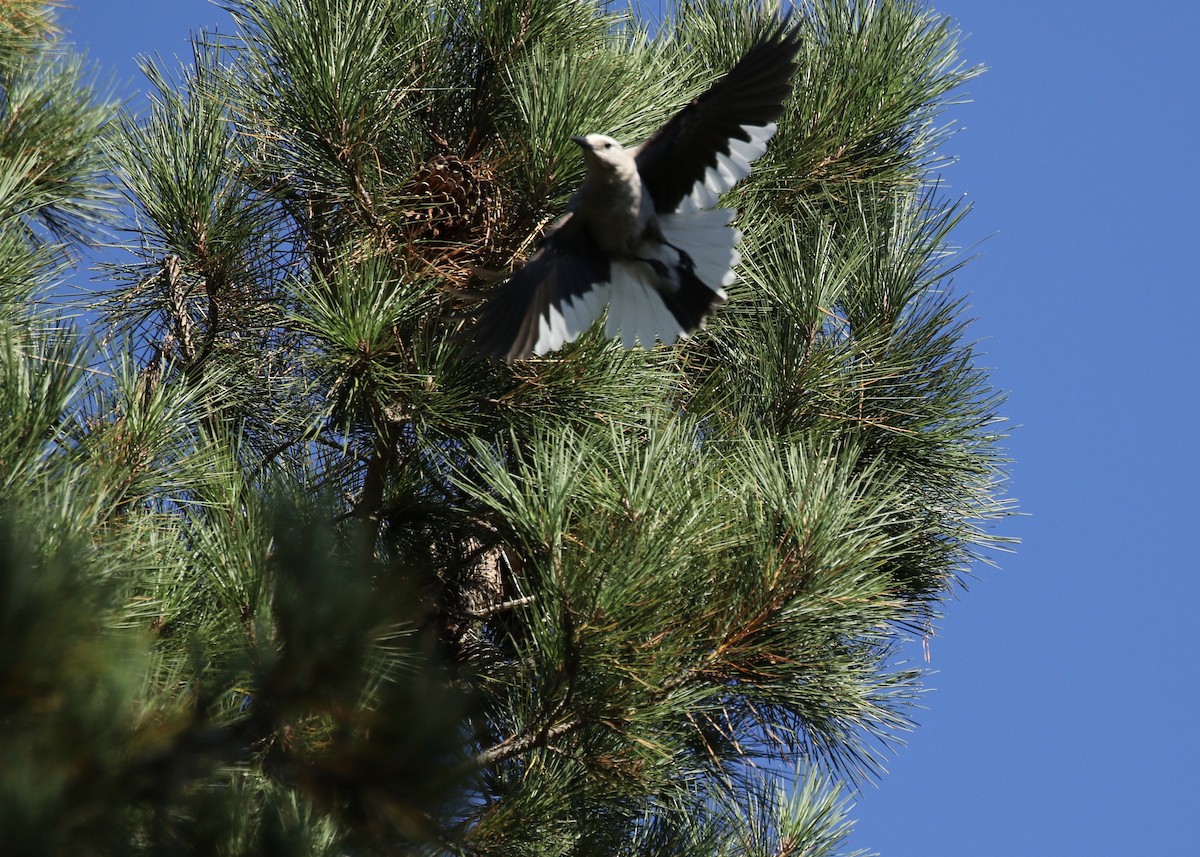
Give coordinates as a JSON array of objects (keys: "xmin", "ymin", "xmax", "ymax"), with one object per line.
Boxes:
[{"xmin": 469, "ymin": 24, "xmax": 801, "ymax": 362}]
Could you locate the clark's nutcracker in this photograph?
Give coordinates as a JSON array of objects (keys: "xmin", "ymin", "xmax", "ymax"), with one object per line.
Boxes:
[{"xmin": 470, "ymin": 25, "xmax": 801, "ymax": 362}]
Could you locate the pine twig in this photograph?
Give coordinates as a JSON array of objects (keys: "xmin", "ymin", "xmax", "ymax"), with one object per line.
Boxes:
[{"xmin": 474, "ymin": 717, "xmax": 584, "ymax": 768}]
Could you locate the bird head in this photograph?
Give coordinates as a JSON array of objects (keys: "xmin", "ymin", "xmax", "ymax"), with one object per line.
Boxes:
[{"xmin": 571, "ymin": 134, "xmax": 631, "ymax": 175}]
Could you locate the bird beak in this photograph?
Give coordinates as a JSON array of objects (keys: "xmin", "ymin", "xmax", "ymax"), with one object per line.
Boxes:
[{"xmin": 570, "ymin": 135, "xmax": 592, "ymax": 151}]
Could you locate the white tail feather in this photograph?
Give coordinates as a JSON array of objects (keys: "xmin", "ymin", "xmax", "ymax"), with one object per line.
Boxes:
[{"xmin": 605, "ymin": 261, "xmax": 686, "ymax": 348}]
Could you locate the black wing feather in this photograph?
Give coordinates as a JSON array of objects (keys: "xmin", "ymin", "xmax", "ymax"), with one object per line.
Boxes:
[
  {"xmin": 469, "ymin": 216, "xmax": 611, "ymax": 362},
  {"xmin": 635, "ymin": 24, "xmax": 801, "ymax": 213}
]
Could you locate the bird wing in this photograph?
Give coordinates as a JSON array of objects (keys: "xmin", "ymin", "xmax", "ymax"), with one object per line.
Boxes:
[
  {"xmin": 470, "ymin": 25, "xmax": 801, "ymax": 361},
  {"xmin": 470, "ymin": 215, "xmax": 613, "ymax": 362},
  {"xmin": 634, "ymin": 24, "xmax": 801, "ymax": 214}
]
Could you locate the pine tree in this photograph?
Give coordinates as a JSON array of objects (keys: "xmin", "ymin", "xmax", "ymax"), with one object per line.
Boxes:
[{"xmin": 0, "ymin": 0, "xmax": 1011, "ymax": 854}]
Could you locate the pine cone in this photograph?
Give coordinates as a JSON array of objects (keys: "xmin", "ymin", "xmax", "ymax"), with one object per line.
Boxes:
[{"xmin": 401, "ymin": 153, "xmax": 498, "ymax": 242}]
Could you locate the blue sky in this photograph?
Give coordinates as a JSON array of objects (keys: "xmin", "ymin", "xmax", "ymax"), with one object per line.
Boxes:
[{"xmin": 59, "ymin": 1, "xmax": 1200, "ymax": 854}]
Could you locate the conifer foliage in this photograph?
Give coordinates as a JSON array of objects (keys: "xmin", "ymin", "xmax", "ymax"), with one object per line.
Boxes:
[{"xmin": 0, "ymin": 1, "xmax": 1011, "ymax": 853}]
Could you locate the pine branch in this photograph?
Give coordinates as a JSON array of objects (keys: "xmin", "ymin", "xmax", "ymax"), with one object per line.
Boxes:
[{"xmin": 475, "ymin": 717, "xmax": 587, "ymax": 768}]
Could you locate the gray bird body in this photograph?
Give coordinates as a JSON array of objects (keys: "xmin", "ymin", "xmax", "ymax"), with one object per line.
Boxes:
[
  {"xmin": 470, "ymin": 25, "xmax": 801, "ymax": 362},
  {"xmin": 570, "ymin": 133, "xmax": 693, "ymax": 298},
  {"xmin": 569, "ymin": 135, "xmax": 653, "ymax": 258}
]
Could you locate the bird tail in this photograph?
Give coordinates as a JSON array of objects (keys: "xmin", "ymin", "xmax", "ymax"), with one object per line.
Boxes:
[
  {"xmin": 604, "ymin": 208, "xmax": 739, "ymax": 348},
  {"xmin": 604, "ymin": 261, "xmax": 681, "ymax": 349}
]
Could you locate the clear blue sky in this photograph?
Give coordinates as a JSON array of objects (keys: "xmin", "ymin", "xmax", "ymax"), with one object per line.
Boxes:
[{"xmin": 60, "ymin": 1, "xmax": 1200, "ymax": 854}]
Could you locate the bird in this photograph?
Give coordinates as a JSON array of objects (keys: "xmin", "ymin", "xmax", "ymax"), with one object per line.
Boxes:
[{"xmin": 469, "ymin": 24, "xmax": 801, "ymax": 363}]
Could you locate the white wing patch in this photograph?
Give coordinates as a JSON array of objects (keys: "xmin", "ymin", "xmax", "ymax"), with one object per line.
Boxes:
[
  {"xmin": 674, "ymin": 122, "xmax": 777, "ymax": 214},
  {"xmin": 658, "ymin": 208, "xmax": 741, "ymax": 298},
  {"xmin": 531, "ymin": 283, "xmax": 611, "ymax": 356},
  {"xmin": 528, "ymin": 260, "xmax": 695, "ymax": 356},
  {"xmin": 532, "ymin": 303, "xmax": 569, "ymax": 356}
]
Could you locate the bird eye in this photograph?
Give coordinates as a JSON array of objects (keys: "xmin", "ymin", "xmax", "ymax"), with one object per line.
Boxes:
[{"xmin": 603, "ymin": 141, "xmax": 613, "ymax": 149}]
